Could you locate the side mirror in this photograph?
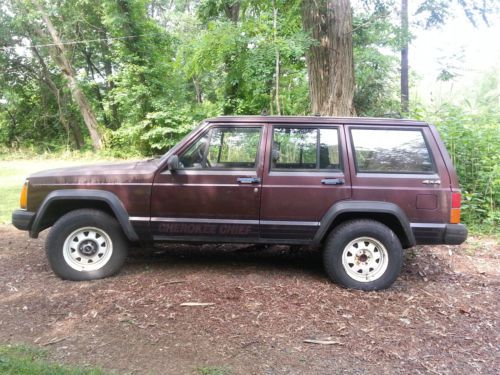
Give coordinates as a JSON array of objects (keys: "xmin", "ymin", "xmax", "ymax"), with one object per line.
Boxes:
[{"xmin": 167, "ymin": 155, "xmax": 180, "ymax": 171}]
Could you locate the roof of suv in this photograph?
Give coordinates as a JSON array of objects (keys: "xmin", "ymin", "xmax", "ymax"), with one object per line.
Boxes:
[{"xmin": 207, "ymin": 115, "xmax": 428, "ymax": 126}]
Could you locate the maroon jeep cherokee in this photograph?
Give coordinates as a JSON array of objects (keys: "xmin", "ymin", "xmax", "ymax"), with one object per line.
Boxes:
[{"xmin": 12, "ymin": 116, "xmax": 467, "ymax": 290}]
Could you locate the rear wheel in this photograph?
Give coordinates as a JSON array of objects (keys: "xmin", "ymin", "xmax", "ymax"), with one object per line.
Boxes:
[
  {"xmin": 323, "ymin": 220, "xmax": 403, "ymax": 291},
  {"xmin": 46, "ymin": 209, "xmax": 128, "ymax": 280}
]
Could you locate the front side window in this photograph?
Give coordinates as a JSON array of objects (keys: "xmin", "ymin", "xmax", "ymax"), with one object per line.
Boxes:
[
  {"xmin": 272, "ymin": 127, "xmax": 341, "ymax": 170},
  {"xmin": 351, "ymin": 128, "xmax": 434, "ymax": 173},
  {"xmin": 179, "ymin": 127, "xmax": 261, "ymax": 169}
]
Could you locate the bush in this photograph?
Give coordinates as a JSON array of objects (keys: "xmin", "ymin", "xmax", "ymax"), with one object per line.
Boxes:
[{"xmin": 414, "ymin": 104, "xmax": 499, "ymax": 232}]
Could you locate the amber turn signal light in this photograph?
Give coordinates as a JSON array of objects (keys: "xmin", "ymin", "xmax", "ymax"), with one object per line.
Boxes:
[
  {"xmin": 20, "ymin": 182, "xmax": 28, "ymax": 209},
  {"xmin": 450, "ymin": 208, "xmax": 461, "ymax": 224}
]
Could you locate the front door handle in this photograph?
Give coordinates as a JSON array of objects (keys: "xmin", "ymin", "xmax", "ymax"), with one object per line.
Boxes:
[
  {"xmin": 237, "ymin": 177, "xmax": 261, "ymax": 184},
  {"xmin": 321, "ymin": 178, "xmax": 345, "ymax": 185}
]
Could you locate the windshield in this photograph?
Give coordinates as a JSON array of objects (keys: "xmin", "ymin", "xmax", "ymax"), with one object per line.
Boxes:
[{"xmin": 159, "ymin": 121, "xmax": 207, "ymax": 163}]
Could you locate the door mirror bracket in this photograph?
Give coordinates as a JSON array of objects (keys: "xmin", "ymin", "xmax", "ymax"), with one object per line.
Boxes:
[{"xmin": 167, "ymin": 155, "xmax": 180, "ymax": 171}]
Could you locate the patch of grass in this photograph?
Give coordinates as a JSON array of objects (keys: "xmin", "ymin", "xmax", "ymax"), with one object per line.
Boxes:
[
  {"xmin": 0, "ymin": 344, "xmax": 105, "ymax": 374},
  {"xmin": 197, "ymin": 366, "xmax": 232, "ymax": 375}
]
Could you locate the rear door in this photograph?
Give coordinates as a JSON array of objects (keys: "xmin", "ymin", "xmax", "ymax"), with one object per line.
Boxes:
[
  {"xmin": 150, "ymin": 123, "xmax": 266, "ymax": 241},
  {"xmin": 259, "ymin": 123, "xmax": 351, "ymax": 241},
  {"xmin": 345, "ymin": 125, "xmax": 451, "ymax": 226}
]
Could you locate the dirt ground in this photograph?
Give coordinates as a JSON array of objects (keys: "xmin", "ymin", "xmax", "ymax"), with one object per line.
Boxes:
[{"xmin": 0, "ymin": 225, "xmax": 498, "ymax": 375}]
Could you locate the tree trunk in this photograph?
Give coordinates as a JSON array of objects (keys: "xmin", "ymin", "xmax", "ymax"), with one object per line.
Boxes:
[
  {"xmin": 273, "ymin": 0, "xmax": 281, "ymax": 115},
  {"xmin": 100, "ymin": 29, "xmax": 119, "ymax": 129},
  {"xmin": 401, "ymin": 0, "xmax": 409, "ymax": 114},
  {"xmin": 224, "ymin": 3, "xmax": 240, "ymax": 23},
  {"xmin": 31, "ymin": 46, "xmax": 84, "ymax": 149},
  {"xmin": 302, "ymin": 0, "xmax": 356, "ymax": 116},
  {"xmin": 222, "ymin": 1, "xmax": 241, "ymax": 115},
  {"xmin": 33, "ymin": 1, "xmax": 103, "ymax": 150},
  {"xmin": 193, "ymin": 77, "xmax": 203, "ymax": 103}
]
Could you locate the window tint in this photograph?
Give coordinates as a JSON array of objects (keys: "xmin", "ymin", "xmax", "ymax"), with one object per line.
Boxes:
[
  {"xmin": 272, "ymin": 127, "xmax": 341, "ymax": 170},
  {"xmin": 351, "ymin": 129, "xmax": 434, "ymax": 173},
  {"xmin": 207, "ymin": 128, "xmax": 260, "ymax": 168},
  {"xmin": 179, "ymin": 135, "xmax": 209, "ymax": 169},
  {"xmin": 179, "ymin": 127, "xmax": 260, "ymax": 169},
  {"xmin": 319, "ymin": 129, "xmax": 340, "ymax": 169}
]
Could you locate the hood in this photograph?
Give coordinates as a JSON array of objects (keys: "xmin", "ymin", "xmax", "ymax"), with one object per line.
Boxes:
[{"xmin": 28, "ymin": 159, "xmax": 159, "ymax": 185}]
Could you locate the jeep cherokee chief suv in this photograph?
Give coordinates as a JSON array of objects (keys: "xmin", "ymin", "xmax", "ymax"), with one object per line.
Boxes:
[{"xmin": 12, "ymin": 116, "xmax": 467, "ymax": 290}]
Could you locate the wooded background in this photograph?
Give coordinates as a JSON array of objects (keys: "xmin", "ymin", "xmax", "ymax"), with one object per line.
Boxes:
[{"xmin": 0, "ymin": 0, "xmax": 498, "ymax": 230}]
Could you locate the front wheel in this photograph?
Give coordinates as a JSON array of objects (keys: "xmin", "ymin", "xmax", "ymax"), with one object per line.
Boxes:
[
  {"xmin": 45, "ymin": 209, "xmax": 128, "ymax": 281},
  {"xmin": 323, "ymin": 220, "xmax": 403, "ymax": 291}
]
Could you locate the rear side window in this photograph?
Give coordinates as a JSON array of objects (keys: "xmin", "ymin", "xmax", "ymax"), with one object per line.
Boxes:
[
  {"xmin": 351, "ymin": 128, "xmax": 434, "ymax": 173},
  {"xmin": 272, "ymin": 127, "xmax": 341, "ymax": 170}
]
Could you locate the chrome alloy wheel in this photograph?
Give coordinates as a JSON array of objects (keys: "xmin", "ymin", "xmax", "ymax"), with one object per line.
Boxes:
[
  {"xmin": 62, "ymin": 227, "xmax": 113, "ymax": 271},
  {"xmin": 341, "ymin": 237, "xmax": 389, "ymax": 282}
]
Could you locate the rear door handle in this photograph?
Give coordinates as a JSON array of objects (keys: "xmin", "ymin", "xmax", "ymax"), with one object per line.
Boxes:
[
  {"xmin": 321, "ymin": 178, "xmax": 345, "ymax": 185},
  {"xmin": 237, "ymin": 177, "xmax": 261, "ymax": 184}
]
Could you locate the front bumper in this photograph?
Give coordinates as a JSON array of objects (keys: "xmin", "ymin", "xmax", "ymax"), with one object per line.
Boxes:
[
  {"xmin": 12, "ymin": 210, "xmax": 35, "ymax": 231},
  {"xmin": 411, "ymin": 223, "xmax": 468, "ymax": 245}
]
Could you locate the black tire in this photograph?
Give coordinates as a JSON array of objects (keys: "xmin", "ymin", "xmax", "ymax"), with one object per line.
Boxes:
[
  {"xmin": 323, "ymin": 219, "xmax": 403, "ymax": 291},
  {"xmin": 45, "ymin": 209, "xmax": 128, "ymax": 281}
]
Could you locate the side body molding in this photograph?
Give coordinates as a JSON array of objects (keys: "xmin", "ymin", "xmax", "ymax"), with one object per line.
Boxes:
[
  {"xmin": 313, "ymin": 200, "xmax": 416, "ymax": 247},
  {"xmin": 30, "ymin": 189, "xmax": 139, "ymax": 241}
]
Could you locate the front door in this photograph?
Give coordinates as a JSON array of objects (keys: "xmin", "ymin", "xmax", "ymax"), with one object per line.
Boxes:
[
  {"xmin": 151, "ymin": 124, "xmax": 266, "ymax": 241},
  {"xmin": 259, "ymin": 124, "xmax": 352, "ymax": 241}
]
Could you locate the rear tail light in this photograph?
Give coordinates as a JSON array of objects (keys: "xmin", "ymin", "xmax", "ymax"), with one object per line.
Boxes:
[{"xmin": 450, "ymin": 192, "xmax": 461, "ymax": 224}]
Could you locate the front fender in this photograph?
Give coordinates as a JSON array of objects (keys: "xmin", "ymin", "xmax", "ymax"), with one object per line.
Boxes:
[{"xmin": 30, "ymin": 189, "xmax": 139, "ymax": 242}]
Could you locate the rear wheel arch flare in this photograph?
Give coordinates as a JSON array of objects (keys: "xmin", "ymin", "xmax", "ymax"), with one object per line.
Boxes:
[{"xmin": 315, "ymin": 201, "xmax": 415, "ymax": 248}]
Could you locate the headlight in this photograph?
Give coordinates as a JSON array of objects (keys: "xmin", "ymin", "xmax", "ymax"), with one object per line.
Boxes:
[{"xmin": 20, "ymin": 181, "xmax": 28, "ymax": 209}]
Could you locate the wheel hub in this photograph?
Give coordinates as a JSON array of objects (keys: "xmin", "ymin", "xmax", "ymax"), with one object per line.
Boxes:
[
  {"xmin": 79, "ymin": 240, "xmax": 98, "ymax": 256},
  {"xmin": 357, "ymin": 252, "xmax": 369, "ymax": 263}
]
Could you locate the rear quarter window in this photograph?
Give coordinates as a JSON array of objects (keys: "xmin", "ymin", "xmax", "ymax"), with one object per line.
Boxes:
[{"xmin": 351, "ymin": 128, "xmax": 434, "ymax": 173}]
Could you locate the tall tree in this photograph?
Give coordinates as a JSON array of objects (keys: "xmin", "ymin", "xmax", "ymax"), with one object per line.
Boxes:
[
  {"xmin": 301, "ymin": 0, "xmax": 356, "ymax": 116},
  {"xmin": 400, "ymin": 0, "xmax": 498, "ymax": 113},
  {"xmin": 400, "ymin": 0, "xmax": 409, "ymax": 114},
  {"xmin": 32, "ymin": 0, "xmax": 103, "ymax": 150}
]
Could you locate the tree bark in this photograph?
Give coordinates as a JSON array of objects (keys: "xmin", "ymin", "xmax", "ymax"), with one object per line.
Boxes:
[
  {"xmin": 222, "ymin": 1, "xmax": 241, "ymax": 115},
  {"xmin": 401, "ymin": 0, "xmax": 409, "ymax": 114},
  {"xmin": 99, "ymin": 29, "xmax": 119, "ymax": 129},
  {"xmin": 33, "ymin": 1, "xmax": 103, "ymax": 150},
  {"xmin": 224, "ymin": 3, "xmax": 240, "ymax": 23},
  {"xmin": 302, "ymin": 0, "xmax": 356, "ymax": 116},
  {"xmin": 273, "ymin": 0, "xmax": 281, "ymax": 115},
  {"xmin": 31, "ymin": 46, "xmax": 84, "ymax": 149},
  {"xmin": 192, "ymin": 77, "xmax": 203, "ymax": 103}
]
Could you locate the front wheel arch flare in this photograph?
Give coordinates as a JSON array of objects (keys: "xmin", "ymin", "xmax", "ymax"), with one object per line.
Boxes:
[{"xmin": 29, "ymin": 189, "xmax": 139, "ymax": 241}]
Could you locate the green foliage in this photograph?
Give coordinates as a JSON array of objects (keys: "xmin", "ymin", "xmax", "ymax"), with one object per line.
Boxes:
[
  {"xmin": 1, "ymin": 0, "xmax": 401, "ymax": 153},
  {"xmin": 0, "ymin": 344, "xmax": 105, "ymax": 374},
  {"xmin": 110, "ymin": 105, "xmax": 198, "ymax": 154},
  {"xmin": 1, "ymin": 0, "xmax": 498, "ymax": 231},
  {"xmin": 353, "ymin": 3, "xmax": 401, "ymax": 116},
  {"xmin": 413, "ymin": 104, "xmax": 500, "ymax": 232},
  {"xmin": 197, "ymin": 366, "xmax": 232, "ymax": 375}
]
